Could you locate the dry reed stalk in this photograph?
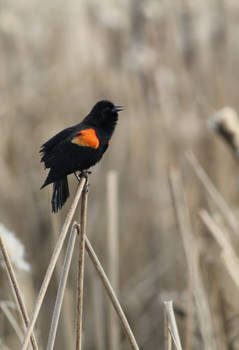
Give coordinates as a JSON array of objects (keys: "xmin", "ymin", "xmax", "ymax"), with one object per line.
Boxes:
[
  {"xmin": 47, "ymin": 222, "xmax": 79, "ymax": 350},
  {"xmin": 164, "ymin": 305, "xmax": 172, "ymax": 350},
  {"xmin": 76, "ymin": 180, "xmax": 88, "ymax": 350},
  {"xmin": 92, "ymin": 277, "xmax": 106, "ymax": 350},
  {"xmin": 184, "ymin": 280, "xmax": 193, "ymax": 350},
  {"xmin": 0, "ymin": 302, "xmax": 24, "ymax": 343},
  {"xmin": 0, "ymin": 234, "xmax": 38, "ymax": 350},
  {"xmin": 107, "ymin": 171, "xmax": 120, "ymax": 350},
  {"xmin": 200, "ymin": 210, "xmax": 239, "ymax": 290},
  {"xmin": 168, "ymin": 167, "xmax": 217, "ymax": 350},
  {"xmin": 85, "ymin": 235, "xmax": 140, "ymax": 350},
  {"xmin": 186, "ymin": 151, "xmax": 238, "ymax": 234},
  {"xmin": 50, "ymin": 212, "xmax": 75, "ymax": 349},
  {"xmin": 21, "ymin": 177, "xmax": 86, "ymax": 350},
  {"xmin": 163, "ymin": 301, "xmax": 182, "ymax": 350}
]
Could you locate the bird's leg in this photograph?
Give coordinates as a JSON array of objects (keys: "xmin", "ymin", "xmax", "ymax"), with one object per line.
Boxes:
[
  {"xmin": 74, "ymin": 172, "xmax": 82, "ymax": 182},
  {"xmin": 74, "ymin": 171, "xmax": 91, "ymax": 193},
  {"xmin": 80, "ymin": 170, "xmax": 92, "ymax": 179},
  {"xmin": 74, "ymin": 170, "xmax": 91, "ymax": 183}
]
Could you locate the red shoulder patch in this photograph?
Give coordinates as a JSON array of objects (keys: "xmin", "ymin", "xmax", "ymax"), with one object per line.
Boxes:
[{"xmin": 71, "ymin": 128, "xmax": 99, "ymax": 149}]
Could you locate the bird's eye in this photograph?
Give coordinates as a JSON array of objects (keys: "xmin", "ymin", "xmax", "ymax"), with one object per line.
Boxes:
[{"xmin": 102, "ymin": 107, "xmax": 111, "ymax": 115}]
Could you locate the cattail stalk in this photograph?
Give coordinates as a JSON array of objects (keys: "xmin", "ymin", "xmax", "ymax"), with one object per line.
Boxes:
[
  {"xmin": 21, "ymin": 178, "xmax": 86, "ymax": 350},
  {"xmin": 107, "ymin": 171, "xmax": 120, "ymax": 350},
  {"xmin": 76, "ymin": 180, "xmax": 88, "ymax": 350},
  {"xmin": 85, "ymin": 235, "xmax": 140, "ymax": 350},
  {"xmin": 47, "ymin": 222, "xmax": 79, "ymax": 350},
  {"xmin": 0, "ymin": 235, "xmax": 38, "ymax": 350}
]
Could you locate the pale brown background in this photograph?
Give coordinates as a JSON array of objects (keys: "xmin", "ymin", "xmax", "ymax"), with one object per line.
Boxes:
[{"xmin": 1, "ymin": 1, "xmax": 239, "ymax": 349}]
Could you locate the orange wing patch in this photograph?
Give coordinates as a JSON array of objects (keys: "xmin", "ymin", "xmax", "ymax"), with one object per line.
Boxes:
[{"xmin": 71, "ymin": 128, "xmax": 99, "ymax": 149}]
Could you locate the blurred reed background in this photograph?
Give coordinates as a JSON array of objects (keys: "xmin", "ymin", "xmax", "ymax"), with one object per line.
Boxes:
[{"xmin": 1, "ymin": 0, "xmax": 239, "ymax": 349}]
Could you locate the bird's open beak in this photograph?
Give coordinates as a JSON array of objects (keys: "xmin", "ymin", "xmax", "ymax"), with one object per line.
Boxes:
[{"xmin": 112, "ymin": 105, "xmax": 124, "ymax": 112}]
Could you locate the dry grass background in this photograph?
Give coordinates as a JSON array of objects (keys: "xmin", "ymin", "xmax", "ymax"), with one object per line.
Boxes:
[{"xmin": 1, "ymin": 0, "xmax": 239, "ymax": 349}]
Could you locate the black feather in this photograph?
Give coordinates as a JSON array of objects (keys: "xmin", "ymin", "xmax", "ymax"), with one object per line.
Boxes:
[{"xmin": 51, "ymin": 177, "xmax": 69, "ymax": 213}]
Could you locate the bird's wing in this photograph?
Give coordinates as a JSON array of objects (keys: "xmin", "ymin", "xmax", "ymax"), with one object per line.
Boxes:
[
  {"xmin": 40, "ymin": 126, "xmax": 75, "ymax": 167},
  {"xmin": 40, "ymin": 126, "xmax": 75, "ymax": 154},
  {"xmin": 40, "ymin": 126, "xmax": 101, "ymax": 169},
  {"xmin": 71, "ymin": 128, "xmax": 100, "ymax": 149}
]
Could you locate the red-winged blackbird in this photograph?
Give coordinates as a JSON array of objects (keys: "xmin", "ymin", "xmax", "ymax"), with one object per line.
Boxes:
[{"xmin": 40, "ymin": 100, "xmax": 122, "ymax": 212}]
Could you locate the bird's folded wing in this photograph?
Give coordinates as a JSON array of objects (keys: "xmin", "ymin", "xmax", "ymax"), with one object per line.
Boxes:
[{"xmin": 71, "ymin": 128, "xmax": 99, "ymax": 149}]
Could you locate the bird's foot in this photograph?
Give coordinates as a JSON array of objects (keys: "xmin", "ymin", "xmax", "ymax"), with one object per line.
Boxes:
[
  {"xmin": 80, "ymin": 170, "xmax": 92, "ymax": 180},
  {"xmin": 74, "ymin": 170, "xmax": 91, "ymax": 183}
]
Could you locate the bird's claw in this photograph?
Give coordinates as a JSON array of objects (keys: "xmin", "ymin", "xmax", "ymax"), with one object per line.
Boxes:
[
  {"xmin": 80, "ymin": 170, "xmax": 92, "ymax": 180},
  {"xmin": 74, "ymin": 170, "xmax": 91, "ymax": 183}
]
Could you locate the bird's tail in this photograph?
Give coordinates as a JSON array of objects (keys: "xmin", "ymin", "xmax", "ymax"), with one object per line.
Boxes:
[{"xmin": 51, "ymin": 177, "xmax": 69, "ymax": 213}]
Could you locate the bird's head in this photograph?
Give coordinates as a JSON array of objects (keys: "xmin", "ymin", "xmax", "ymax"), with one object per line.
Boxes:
[{"xmin": 87, "ymin": 100, "xmax": 123, "ymax": 129}]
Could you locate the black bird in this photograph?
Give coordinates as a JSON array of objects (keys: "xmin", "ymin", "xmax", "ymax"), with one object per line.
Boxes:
[{"xmin": 40, "ymin": 100, "xmax": 122, "ymax": 212}]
